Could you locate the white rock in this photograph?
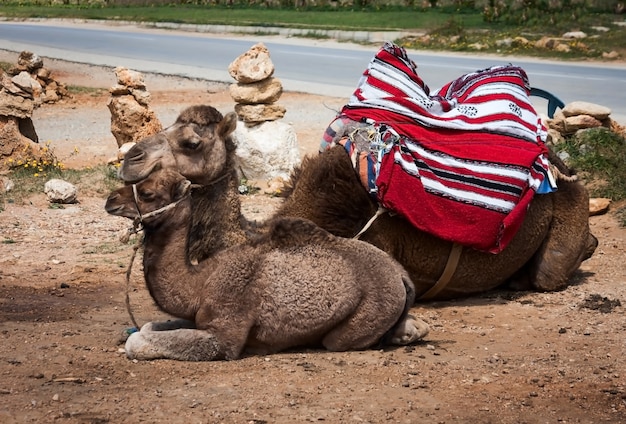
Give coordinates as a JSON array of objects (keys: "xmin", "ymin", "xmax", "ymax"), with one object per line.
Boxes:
[
  {"xmin": 1, "ymin": 177, "xmax": 15, "ymax": 193},
  {"xmin": 233, "ymin": 120, "xmax": 300, "ymax": 181},
  {"xmin": 562, "ymin": 31, "xmax": 587, "ymax": 39},
  {"xmin": 44, "ymin": 179, "xmax": 78, "ymax": 204},
  {"xmin": 11, "ymin": 71, "xmax": 42, "ymax": 97}
]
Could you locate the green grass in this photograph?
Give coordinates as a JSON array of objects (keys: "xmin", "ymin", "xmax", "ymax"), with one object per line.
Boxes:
[
  {"xmin": 552, "ymin": 127, "xmax": 626, "ymax": 224},
  {"xmin": 66, "ymin": 85, "xmax": 107, "ymax": 96},
  {"xmin": 0, "ymin": 4, "xmax": 476, "ymax": 32},
  {"xmin": 555, "ymin": 128, "xmax": 626, "ymax": 199},
  {"xmin": 0, "ymin": 4, "xmax": 624, "ymax": 60}
]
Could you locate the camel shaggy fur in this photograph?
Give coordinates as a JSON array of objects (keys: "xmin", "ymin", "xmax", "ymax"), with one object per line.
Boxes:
[
  {"xmin": 119, "ymin": 105, "xmax": 598, "ymax": 300},
  {"xmin": 105, "ymin": 168, "xmax": 429, "ymax": 361}
]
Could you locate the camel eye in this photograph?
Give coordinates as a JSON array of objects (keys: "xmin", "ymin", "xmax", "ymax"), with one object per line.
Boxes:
[
  {"xmin": 182, "ymin": 138, "xmax": 201, "ymax": 150},
  {"xmin": 140, "ymin": 191, "xmax": 156, "ymax": 201}
]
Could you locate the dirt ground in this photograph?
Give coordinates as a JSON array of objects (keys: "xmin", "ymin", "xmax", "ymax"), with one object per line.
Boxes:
[{"xmin": 1, "ymin": 51, "xmax": 625, "ymax": 424}]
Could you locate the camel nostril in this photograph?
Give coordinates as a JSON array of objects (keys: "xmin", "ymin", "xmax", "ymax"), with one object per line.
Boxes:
[
  {"xmin": 105, "ymin": 193, "xmax": 120, "ymax": 209},
  {"xmin": 127, "ymin": 151, "xmax": 146, "ymax": 163}
]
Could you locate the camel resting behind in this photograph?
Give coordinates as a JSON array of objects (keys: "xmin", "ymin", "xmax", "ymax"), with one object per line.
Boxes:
[
  {"xmin": 118, "ymin": 105, "xmax": 597, "ymax": 300},
  {"xmin": 105, "ymin": 168, "xmax": 429, "ymax": 361}
]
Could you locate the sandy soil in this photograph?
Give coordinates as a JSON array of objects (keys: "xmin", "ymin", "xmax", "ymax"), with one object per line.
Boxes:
[{"xmin": 0, "ymin": 51, "xmax": 625, "ymax": 424}]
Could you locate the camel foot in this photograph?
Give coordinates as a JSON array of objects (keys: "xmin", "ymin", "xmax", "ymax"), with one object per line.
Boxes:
[
  {"xmin": 389, "ymin": 314, "xmax": 429, "ymax": 345},
  {"xmin": 125, "ymin": 331, "xmax": 163, "ymax": 360}
]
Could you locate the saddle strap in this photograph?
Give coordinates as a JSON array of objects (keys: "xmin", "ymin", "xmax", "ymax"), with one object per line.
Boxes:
[
  {"xmin": 353, "ymin": 206, "xmax": 388, "ymax": 240},
  {"xmin": 418, "ymin": 243, "xmax": 463, "ymax": 301}
]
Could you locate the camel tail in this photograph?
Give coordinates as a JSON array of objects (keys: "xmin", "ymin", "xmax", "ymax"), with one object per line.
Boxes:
[{"xmin": 550, "ymin": 164, "xmax": 578, "ymax": 183}]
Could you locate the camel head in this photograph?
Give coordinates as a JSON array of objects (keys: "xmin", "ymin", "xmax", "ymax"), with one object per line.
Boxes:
[
  {"xmin": 119, "ymin": 105, "xmax": 238, "ymax": 186},
  {"xmin": 105, "ymin": 168, "xmax": 191, "ymax": 226}
]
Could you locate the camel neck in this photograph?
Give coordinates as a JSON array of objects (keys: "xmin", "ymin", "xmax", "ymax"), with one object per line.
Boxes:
[
  {"xmin": 187, "ymin": 170, "xmax": 252, "ymax": 262},
  {"xmin": 141, "ymin": 171, "xmax": 248, "ymax": 320},
  {"xmin": 142, "ymin": 200, "xmax": 208, "ymax": 320}
]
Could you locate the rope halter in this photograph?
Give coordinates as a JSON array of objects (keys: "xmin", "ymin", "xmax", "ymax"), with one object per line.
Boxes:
[{"xmin": 119, "ymin": 182, "xmax": 189, "ymax": 243}]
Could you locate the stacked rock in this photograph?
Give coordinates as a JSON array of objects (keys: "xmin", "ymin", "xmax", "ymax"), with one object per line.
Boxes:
[
  {"xmin": 227, "ymin": 43, "xmax": 301, "ymax": 183},
  {"xmin": 0, "ymin": 59, "xmax": 56, "ymax": 170},
  {"xmin": 5, "ymin": 51, "xmax": 70, "ymax": 104},
  {"xmin": 107, "ymin": 67, "xmax": 163, "ymax": 159},
  {"xmin": 545, "ymin": 101, "xmax": 625, "ymax": 144},
  {"xmin": 228, "ymin": 43, "xmax": 286, "ymax": 125}
]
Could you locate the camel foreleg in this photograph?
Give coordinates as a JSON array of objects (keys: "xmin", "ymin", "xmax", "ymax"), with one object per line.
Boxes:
[{"xmin": 125, "ymin": 327, "xmax": 223, "ymax": 361}]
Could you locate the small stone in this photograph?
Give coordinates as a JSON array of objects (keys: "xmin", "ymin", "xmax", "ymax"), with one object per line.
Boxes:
[
  {"xmin": 589, "ymin": 198, "xmax": 611, "ymax": 216},
  {"xmin": 44, "ymin": 179, "xmax": 78, "ymax": 204},
  {"xmin": 562, "ymin": 31, "xmax": 587, "ymax": 39},
  {"xmin": 52, "ymin": 393, "xmax": 59, "ymax": 401}
]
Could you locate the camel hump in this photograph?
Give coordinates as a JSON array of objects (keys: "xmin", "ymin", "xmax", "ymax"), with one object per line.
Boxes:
[{"xmin": 257, "ymin": 217, "xmax": 334, "ymax": 249}]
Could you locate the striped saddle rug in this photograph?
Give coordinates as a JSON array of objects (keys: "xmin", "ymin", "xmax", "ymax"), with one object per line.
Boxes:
[{"xmin": 321, "ymin": 42, "xmax": 556, "ymax": 254}]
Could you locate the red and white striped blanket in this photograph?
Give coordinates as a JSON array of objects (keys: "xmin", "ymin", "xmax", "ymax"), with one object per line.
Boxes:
[{"xmin": 321, "ymin": 42, "xmax": 556, "ymax": 253}]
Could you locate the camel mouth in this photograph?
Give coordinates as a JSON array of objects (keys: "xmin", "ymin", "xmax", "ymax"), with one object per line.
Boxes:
[
  {"xmin": 105, "ymin": 193, "xmax": 132, "ymax": 217},
  {"xmin": 104, "ymin": 202, "xmax": 125, "ymax": 216},
  {"xmin": 105, "ymin": 205, "xmax": 138, "ymax": 220}
]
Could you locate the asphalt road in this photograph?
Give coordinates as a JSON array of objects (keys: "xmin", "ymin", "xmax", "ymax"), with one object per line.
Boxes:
[{"xmin": 1, "ymin": 20, "xmax": 625, "ymax": 122}]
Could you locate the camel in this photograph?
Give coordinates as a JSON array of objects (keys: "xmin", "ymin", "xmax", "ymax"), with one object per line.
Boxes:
[
  {"xmin": 105, "ymin": 167, "xmax": 429, "ymax": 361},
  {"xmin": 118, "ymin": 105, "xmax": 598, "ymax": 300}
]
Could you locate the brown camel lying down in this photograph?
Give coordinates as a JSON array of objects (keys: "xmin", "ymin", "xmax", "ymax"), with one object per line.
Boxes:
[
  {"xmin": 105, "ymin": 168, "xmax": 430, "ymax": 361},
  {"xmin": 118, "ymin": 105, "xmax": 597, "ymax": 300}
]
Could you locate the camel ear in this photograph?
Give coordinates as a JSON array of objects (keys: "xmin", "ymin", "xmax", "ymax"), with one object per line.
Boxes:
[
  {"xmin": 219, "ymin": 112, "xmax": 238, "ymax": 138},
  {"xmin": 174, "ymin": 179, "xmax": 192, "ymax": 200}
]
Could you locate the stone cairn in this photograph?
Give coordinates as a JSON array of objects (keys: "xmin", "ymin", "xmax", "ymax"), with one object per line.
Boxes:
[
  {"xmin": 544, "ymin": 100, "xmax": 625, "ymax": 215},
  {"xmin": 107, "ymin": 67, "xmax": 163, "ymax": 163},
  {"xmin": 228, "ymin": 43, "xmax": 300, "ymax": 185},
  {"xmin": 0, "ymin": 51, "xmax": 64, "ymax": 171},
  {"xmin": 229, "ymin": 42, "xmax": 286, "ymax": 125},
  {"xmin": 546, "ymin": 100, "xmax": 624, "ymax": 142},
  {"xmin": 5, "ymin": 51, "xmax": 70, "ymax": 104}
]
